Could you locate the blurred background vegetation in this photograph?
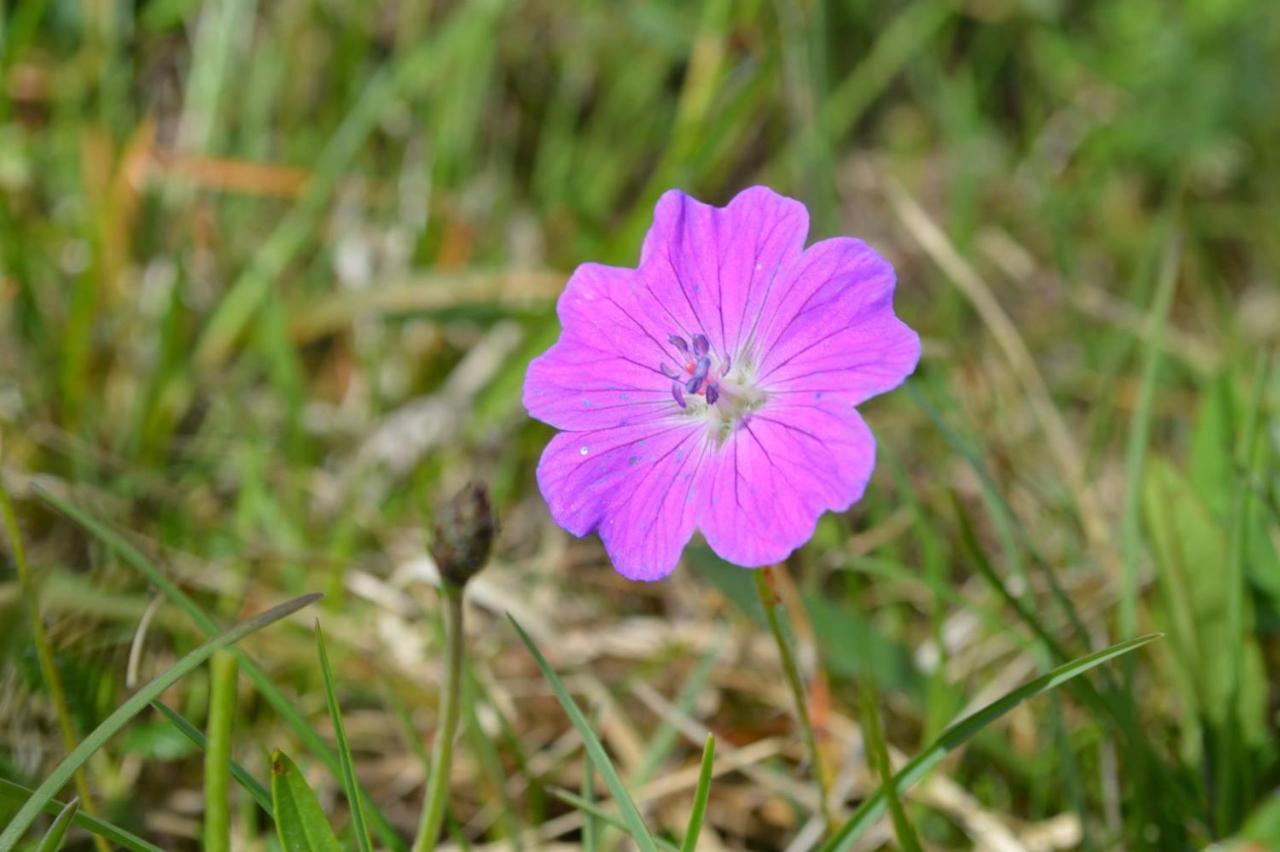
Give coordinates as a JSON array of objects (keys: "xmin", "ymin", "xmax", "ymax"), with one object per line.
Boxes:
[{"xmin": 1, "ymin": 0, "xmax": 1278, "ymax": 848}]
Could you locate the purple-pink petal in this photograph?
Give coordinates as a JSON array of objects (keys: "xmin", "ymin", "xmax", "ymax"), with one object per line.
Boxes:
[
  {"xmin": 535, "ymin": 422, "xmax": 710, "ymax": 580},
  {"xmin": 640, "ymin": 187, "xmax": 809, "ymax": 357}
]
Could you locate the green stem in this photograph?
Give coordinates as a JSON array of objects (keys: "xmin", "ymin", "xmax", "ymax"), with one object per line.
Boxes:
[
  {"xmin": 0, "ymin": 479, "xmax": 111, "ymax": 852},
  {"xmin": 411, "ymin": 583, "xmax": 466, "ymax": 852},
  {"xmin": 204, "ymin": 651, "xmax": 237, "ymax": 852},
  {"xmin": 753, "ymin": 565, "xmax": 835, "ymax": 832}
]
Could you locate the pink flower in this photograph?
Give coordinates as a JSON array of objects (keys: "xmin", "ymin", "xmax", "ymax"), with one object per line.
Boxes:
[{"xmin": 523, "ymin": 187, "xmax": 920, "ymax": 580}]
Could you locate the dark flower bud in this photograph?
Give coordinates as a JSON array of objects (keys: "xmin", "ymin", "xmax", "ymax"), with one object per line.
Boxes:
[{"xmin": 430, "ymin": 482, "xmax": 495, "ymax": 588}]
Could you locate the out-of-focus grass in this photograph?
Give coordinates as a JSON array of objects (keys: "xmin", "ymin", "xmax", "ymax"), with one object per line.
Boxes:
[{"xmin": 1, "ymin": 0, "xmax": 1278, "ymax": 849}]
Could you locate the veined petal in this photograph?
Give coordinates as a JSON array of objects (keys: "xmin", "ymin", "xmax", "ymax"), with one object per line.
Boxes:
[
  {"xmin": 535, "ymin": 421, "xmax": 710, "ymax": 581},
  {"xmin": 524, "ymin": 340, "xmax": 675, "ymax": 431},
  {"xmin": 640, "ymin": 187, "xmax": 809, "ymax": 358},
  {"xmin": 754, "ymin": 238, "xmax": 919, "ymax": 405},
  {"xmin": 699, "ymin": 405, "xmax": 876, "ymax": 567}
]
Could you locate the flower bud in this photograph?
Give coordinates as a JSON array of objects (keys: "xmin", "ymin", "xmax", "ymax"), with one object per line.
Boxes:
[{"xmin": 429, "ymin": 482, "xmax": 495, "ymax": 588}]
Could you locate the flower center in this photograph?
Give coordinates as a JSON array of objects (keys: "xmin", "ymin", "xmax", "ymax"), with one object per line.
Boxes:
[{"xmin": 660, "ymin": 332, "xmax": 764, "ymax": 440}]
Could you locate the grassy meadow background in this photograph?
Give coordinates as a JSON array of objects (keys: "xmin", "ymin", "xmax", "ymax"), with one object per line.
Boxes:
[{"xmin": 2, "ymin": 0, "xmax": 1279, "ymax": 848}]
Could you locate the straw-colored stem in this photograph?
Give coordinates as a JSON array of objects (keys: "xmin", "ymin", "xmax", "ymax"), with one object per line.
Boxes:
[
  {"xmin": 0, "ymin": 480, "xmax": 111, "ymax": 852},
  {"xmin": 411, "ymin": 583, "xmax": 466, "ymax": 852},
  {"xmin": 753, "ymin": 565, "xmax": 835, "ymax": 831}
]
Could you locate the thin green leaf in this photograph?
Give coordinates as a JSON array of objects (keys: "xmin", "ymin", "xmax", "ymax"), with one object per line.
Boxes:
[
  {"xmin": 858, "ymin": 678, "xmax": 920, "ymax": 852},
  {"xmin": 507, "ymin": 615, "xmax": 657, "ymax": 852},
  {"xmin": 151, "ymin": 700, "xmax": 273, "ymax": 817},
  {"xmin": 315, "ymin": 622, "xmax": 373, "ymax": 852},
  {"xmin": 34, "ymin": 797, "xmax": 78, "ymax": 852},
  {"xmin": 0, "ymin": 593, "xmax": 321, "ymax": 851},
  {"xmin": 547, "ymin": 789, "xmax": 680, "ymax": 852},
  {"xmin": 0, "ymin": 779, "xmax": 163, "ymax": 852},
  {"xmin": 36, "ymin": 488, "xmax": 404, "ymax": 851},
  {"xmin": 821, "ymin": 633, "xmax": 1162, "ymax": 852},
  {"xmin": 679, "ymin": 735, "xmax": 716, "ymax": 852},
  {"xmin": 270, "ymin": 751, "xmax": 344, "ymax": 852}
]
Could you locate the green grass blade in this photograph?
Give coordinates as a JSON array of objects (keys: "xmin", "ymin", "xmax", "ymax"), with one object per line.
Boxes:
[
  {"xmin": 858, "ymin": 675, "xmax": 920, "ymax": 852},
  {"xmin": 679, "ymin": 735, "xmax": 716, "ymax": 852},
  {"xmin": 34, "ymin": 797, "xmax": 78, "ymax": 852},
  {"xmin": 151, "ymin": 700, "xmax": 273, "ymax": 817},
  {"xmin": 548, "ymin": 789, "xmax": 681, "ymax": 852},
  {"xmin": 35, "ymin": 487, "xmax": 405, "ymax": 850},
  {"xmin": 581, "ymin": 710, "xmax": 599, "ymax": 852},
  {"xmin": 1121, "ymin": 231, "xmax": 1181, "ymax": 639},
  {"xmin": 314, "ymin": 622, "xmax": 373, "ymax": 852},
  {"xmin": 0, "ymin": 779, "xmax": 163, "ymax": 852},
  {"xmin": 270, "ymin": 750, "xmax": 344, "ymax": 852},
  {"xmin": 821, "ymin": 633, "xmax": 1162, "ymax": 852},
  {"xmin": 0, "ymin": 593, "xmax": 321, "ymax": 850},
  {"xmin": 507, "ymin": 615, "xmax": 657, "ymax": 852}
]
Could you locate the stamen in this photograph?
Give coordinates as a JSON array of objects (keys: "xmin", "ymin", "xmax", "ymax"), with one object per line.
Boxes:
[
  {"xmin": 660, "ymin": 362, "xmax": 679, "ymax": 379},
  {"xmin": 705, "ymin": 383, "xmax": 720, "ymax": 405},
  {"xmin": 692, "ymin": 334, "xmax": 710, "ymax": 356},
  {"xmin": 685, "ymin": 356, "xmax": 711, "ymax": 393},
  {"xmin": 721, "ymin": 354, "xmax": 731, "ymax": 376},
  {"xmin": 671, "ymin": 382, "xmax": 687, "ymax": 408},
  {"xmin": 668, "ymin": 334, "xmax": 689, "ymax": 353}
]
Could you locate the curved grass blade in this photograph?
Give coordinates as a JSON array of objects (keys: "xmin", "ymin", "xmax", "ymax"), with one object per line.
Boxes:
[
  {"xmin": 36, "ymin": 488, "xmax": 404, "ymax": 850},
  {"xmin": 315, "ymin": 622, "xmax": 373, "ymax": 852},
  {"xmin": 151, "ymin": 700, "xmax": 273, "ymax": 817},
  {"xmin": 34, "ymin": 797, "xmax": 78, "ymax": 852},
  {"xmin": 0, "ymin": 779, "xmax": 163, "ymax": 852},
  {"xmin": 679, "ymin": 735, "xmax": 716, "ymax": 852},
  {"xmin": 270, "ymin": 750, "xmax": 344, "ymax": 852},
  {"xmin": 548, "ymin": 789, "xmax": 680, "ymax": 852},
  {"xmin": 859, "ymin": 676, "xmax": 920, "ymax": 852},
  {"xmin": 508, "ymin": 615, "xmax": 657, "ymax": 852},
  {"xmin": 0, "ymin": 593, "xmax": 322, "ymax": 851},
  {"xmin": 821, "ymin": 633, "xmax": 1162, "ymax": 852}
]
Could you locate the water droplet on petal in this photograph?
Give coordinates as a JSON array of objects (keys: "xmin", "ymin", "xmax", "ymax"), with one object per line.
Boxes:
[
  {"xmin": 628, "ymin": 455, "xmax": 639, "ymax": 466},
  {"xmin": 580, "ymin": 446, "xmax": 589, "ymax": 456}
]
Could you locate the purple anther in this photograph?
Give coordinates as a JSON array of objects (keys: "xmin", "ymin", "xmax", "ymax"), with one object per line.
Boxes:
[
  {"xmin": 691, "ymin": 334, "xmax": 710, "ymax": 356},
  {"xmin": 671, "ymin": 382, "xmax": 687, "ymax": 408},
  {"xmin": 668, "ymin": 334, "xmax": 689, "ymax": 353},
  {"xmin": 685, "ymin": 356, "xmax": 711, "ymax": 393},
  {"xmin": 705, "ymin": 383, "xmax": 720, "ymax": 405},
  {"xmin": 660, "ymin": 361, "xmax": 679, "ymax": 379}
]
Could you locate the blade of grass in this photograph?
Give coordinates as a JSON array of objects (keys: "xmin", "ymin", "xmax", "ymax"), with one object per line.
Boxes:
[
  {"xmin": 35, "ymin": 487, "xmax": 405, "ymax": 850},
  {"xmin": 0, "ymin": 592, "xmax": 321, "ymax": 850},
  {"xmin": 548, "ymin": 789, "xmax": 681, "ymax": 852},
  {"xmin": 508, "ymin": 615, "xmax": 657, "ymax": 852},
  {"xmin": 204, "ymin": 651, "xmax": 238, "ymax": 852},
  {"xmin": 582, "ymin": 741, "xmax": 599, "ymax": 852},
  {"xmin": 0, "ymin": 779, "xmax": 163, "ymax": 852},
  {"xmin": 678, "ymin": 735, "xmax": 716, "ymax": 852},
  {"xmin": 151, "ymin": 700, "xmax": 272, "ymax": 817},
  {"xmin": 314, "ymin": 622, "xmax": 373, "ymax": 852},
  {"xmin": 0, "ymin": 482, "xmax": 109, "ymax": 852},
  {"xmin": 34, "ymin": 797, "xmax": 78, "ymax": 852},
  {"xmin": 1120, "ymin": 230, "xmax": 1181, "ymax": 638},
  {"xmin": 858, "ymin": 676, "xmax": 921, "ymax": 852},
  {"xmin": 820, "ymin": 633, "xmax": 1161, "ymax": 852}
]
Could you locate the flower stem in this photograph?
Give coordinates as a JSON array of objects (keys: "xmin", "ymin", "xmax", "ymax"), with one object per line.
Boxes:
[
  {"xmin": 753, "ymin": 564, "xmax": 835, "ymax": 831},
  {"xmin": 411, "ymin": 582, "xmax": 466, "ymax": 852}
]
